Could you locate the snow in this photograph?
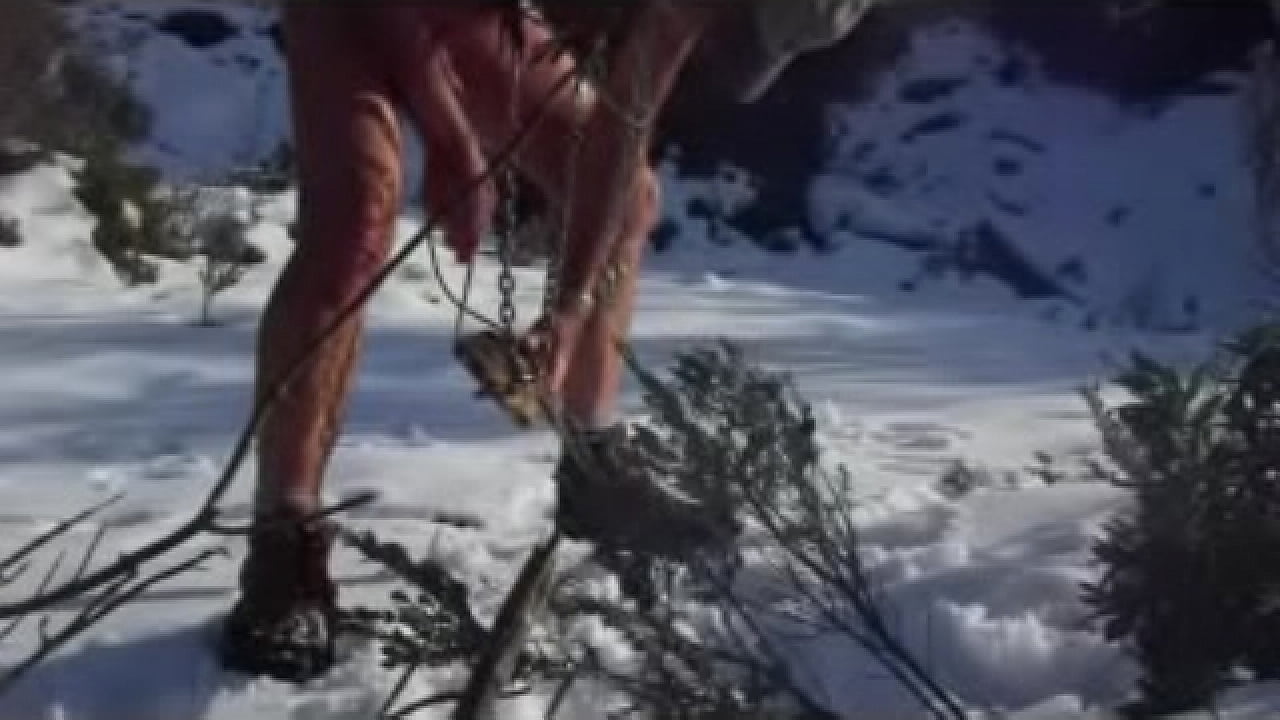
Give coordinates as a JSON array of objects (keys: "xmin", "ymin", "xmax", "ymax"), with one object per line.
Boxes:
[
  {"xmin": 0, "ymin": 2, "xmax": 1275, "ymax": 718},
  {"xmin": 810, "ymin": 20, "xmax": 1271, "ymax": 333}
]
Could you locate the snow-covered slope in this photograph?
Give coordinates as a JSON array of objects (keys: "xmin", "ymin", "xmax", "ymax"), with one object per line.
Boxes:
[
  {"xmin": 809, "ymin": 19, "xmax": 1269, "ymax": 333},
  {"xmin": 67, "ymin": 2, "xmax": 1279, "ymax": 335},
  {"xmin": 69, "ymin": 3, "xmax": 289, "ymax": 177},
  {"xmin": 0, "ymin": 3, "xmax": 1276, "ymax": 719}
]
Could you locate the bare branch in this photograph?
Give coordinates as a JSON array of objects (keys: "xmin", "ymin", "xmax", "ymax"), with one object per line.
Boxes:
[
  {"xmin": 379, "ymin": 661, "xmax": 422, "ymax": 720},
  {"xmin": 70, "ymin": 524, "xmax": 109, "ymax": 585},
  {"xmin": 0, "ymin": 548, "xmax": 68, "ymax": 646},
  {"xmin": 0, "ymin": 494, "xmax": 121, "ymax": 581},
  {"xmin": 0, "ymin": 548, "xmax": 222, "ymax": 692}
]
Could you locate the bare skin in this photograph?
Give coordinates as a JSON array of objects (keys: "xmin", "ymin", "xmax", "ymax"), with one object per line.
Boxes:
[
  {"xmin": 535, "ymin": 4, "xmax": 716, "ymax": 424},
  {"xmin": 256, "ymin": 5, "xmax": 405, "ymax": 513},
  {"xmin": 256, "ymin": 3, "xmax": 716, "ymax": 515}
]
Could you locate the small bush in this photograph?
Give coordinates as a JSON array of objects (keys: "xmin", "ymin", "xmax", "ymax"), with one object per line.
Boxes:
[
  {"xmin": 73, "ymin": 150, "xmax": 199, "ymax": 285},
  {"xmin": 936, "ymin": 460, "xmax": 990, "ymax": 499},
  {"xmin": 0, "ymin": 0, "xmax": 150, "ymax": 159},
  {"xmin": 0, "ymin": 215, "xmax": 21, "ymax": 248},
  {"xmin": 0, "ymin": 0, "xmax": 67, "ymax": 143},
  {"xmin": 1082, "ymin": 323, "xmax": 1280, "ymax": 716},
  {"xmin": 0, "ymin": 140, "xmax": 46, "ymax": 177},
  {"xmin": 45, "ymin": 54, "xmax": 152, "ymax": 157},
  {"xmin": 196, "ymin": 210, "xmax": 252, "ymax": 325}
]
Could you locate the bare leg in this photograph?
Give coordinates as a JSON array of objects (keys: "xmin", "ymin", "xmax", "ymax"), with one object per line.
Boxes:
[
  {"xmin": 222, "ymin": 5, "xmax": 407, "ymax": 683},
  {"xmin": 532, "ymin": 5, "xmax": 715, "ymax": 413},
  {"xmin": 558, "ymin": 169, "xmax": 659, "ymax": 427},
  {"xmin": 255, "ymin": 6, "xmax": 404, "ymax": 517}
]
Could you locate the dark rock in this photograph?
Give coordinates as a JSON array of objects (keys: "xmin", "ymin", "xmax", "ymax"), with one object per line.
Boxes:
[
  {"xmin": 985, "ymin": 1, "xmax": 1274, "ymax": 103},
  {"xmin": 156, "ymin": 9, "xmax": 238, "ymax": 50},
  {"xmin": 1107, "ymin": 206, "xmax": 1132, "ymax": 226},
  {"xmin": 968, "ymin": 220, "xmax": 1068, "ymax": 299},
  {"xmin": 263, "ymin": 22, "xmax": 285, "ymax": 55},
  {"xmin": 0, "ymin": 216, "xmax": 21, "ymax": 248},
  {"xmin": 900, "ymin": 112, "xmax": 968, "ymax": 144},
  {"xmin": 988, "ymin": 191, "xmax": 1028, "ymax": 217},
  {"xmin": 995, "ymin": 55, "xmax": 1030, "ymax": 87},
  {"xmin": 993, "ymin": 157, "xmax": 1023, "ymax": 177},
  {"xmin": 1056, "ymin": 257, "xmax": 1087, "ymax": 284},
  {"xmin": 651, "ymin": 218, "xmax": 680, "ymax": 254},
  {"xmin": 899, "ymin": 75, "xmax": 969, "ymax": 104},
  {"xmin": 990, "ymin": 129, "xmax": 1046, "ymax": 155}
]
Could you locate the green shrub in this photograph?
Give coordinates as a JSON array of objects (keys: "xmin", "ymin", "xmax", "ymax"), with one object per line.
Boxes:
[
  {"xmin": 196, "ymin": 210, "xmax": 252, "ymax": 325},
  {"xmin": 1083, "ymin": 324, "xmax": 1280, "ymax": 716},
  {"xmin": 0, "ymin": 0, "xmax": 151, "ymax": 158},
  {"xmin": 0, "ymin": 214, "xmax": 20, "ymax": 248},
  {"xmin": 72, "ymin": 150, "xmax": 195, "ymax": 285}
]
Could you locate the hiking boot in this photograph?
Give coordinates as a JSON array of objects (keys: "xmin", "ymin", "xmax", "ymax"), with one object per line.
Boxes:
[
  {"xmin": 553, "ymin": 424, "xmax": 733, "ymax": 560},
  {"xmin": 220, "ymin": 513, "xmax": 338, "ymax": 682}
]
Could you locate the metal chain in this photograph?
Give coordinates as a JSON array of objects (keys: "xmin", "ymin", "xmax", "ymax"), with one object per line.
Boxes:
[
  {"xmin": 498, "ymin": 165, "xmax": 519, "ymax": 334},
  {"xmin": 450, "ymin": 6, "xmax": 647, "ymax": 339},
  {"xmin": 496, "ymin": 14, "xmax": 527, "ymax": 339}
]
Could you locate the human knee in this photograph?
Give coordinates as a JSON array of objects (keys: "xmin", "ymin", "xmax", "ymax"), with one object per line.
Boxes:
[
  {"xmin": 299, "ymin": 151, "xmax": 400, "ymax": 253},
  {"xmin": 291, "ymin": 202, "xmax": 395, "ymax": 307}
]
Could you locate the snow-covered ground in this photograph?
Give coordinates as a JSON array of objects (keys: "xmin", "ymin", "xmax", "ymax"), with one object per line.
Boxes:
[{"xmin": 0, "ymin": 2, "xmax": 1277, "ymax": 719}]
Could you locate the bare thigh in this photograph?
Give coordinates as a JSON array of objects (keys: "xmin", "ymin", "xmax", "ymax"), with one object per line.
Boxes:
[
  {"xmin": 394, "ymin": 9, "xmax": 592, "ymax": 207},
  {"xmin": 283, "ymin": 4, "xmax": 404, "ymax": 285}
]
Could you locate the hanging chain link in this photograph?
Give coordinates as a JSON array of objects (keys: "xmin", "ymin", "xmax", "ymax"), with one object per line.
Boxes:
[
  {"xmin": 445, "ymin": 5, "xmax": 662, "ymax": 428},
  {"xmin": 453, "ymin": 6, "xmax": 655, "ymax": 349},
  {"xmin": 452, "ymin": 8, "xmax": 655, "ymax": 338},
  {"xmin": 495, "ymin": 17, "xmax": 527, "ymax": 340},
  {"xmin": 497, "ymin": 165, "xmax": 520, "ymax": 335}
]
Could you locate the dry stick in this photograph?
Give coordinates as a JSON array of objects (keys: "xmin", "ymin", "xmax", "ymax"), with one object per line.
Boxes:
[
  {"xmin": 703, "ymin": 562, "xmax": 841, "ymax": 719},
  {"xmin": 379, "ymin": 659, "xmax": 423, "ymax": 720},
  {"xmin": 744, "ymin": 416, "xmax": 964, "ymax": 720},
  {"xmin": 0, "ymin": 548, "xmax": 221, "ymax": 691},
  {"xmin": 741, "ymin": 488, "xmax": 949, "ymax": 720},
  {"xmin": 451, "ymin": 530, "xmax": 561, "ymax": 720},
  {"xmin": 388, "ymin": 686, "xmax": 531, "ymax": 720},
  {"xmin": 773, "ymin": 504, "xmax": 964, "ymax": 720},
  {"xmin": 69, "ymin": 524, "xmax": 109, "ymax": 586},
  {"xmin": 206, "ymin": 491, "xmax": 379, "ymax": 536},
  {"xmin": 0, "ymin": 552, "xmax": 65, "ymax": 645},
  {"xmin": 0, "ymin": 494, "xmax": 121, "ymax": 582},
  {"xmin": 541, "ymin": 662, "xmax": 579, "ymax": 720}
]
